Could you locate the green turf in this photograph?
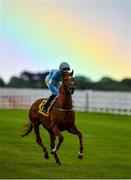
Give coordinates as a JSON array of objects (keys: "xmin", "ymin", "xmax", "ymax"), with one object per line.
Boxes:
[{"xmin": 0, "ymin": 109, "xmax": 131, "ymax": 179}]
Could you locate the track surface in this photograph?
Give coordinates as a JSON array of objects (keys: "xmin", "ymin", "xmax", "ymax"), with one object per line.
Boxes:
[{"xmin": 0, "ymin": 109, "xmax": 131, "ymax": 179}]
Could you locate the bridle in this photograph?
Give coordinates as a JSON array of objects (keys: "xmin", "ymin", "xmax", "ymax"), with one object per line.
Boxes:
[
  {"xmin": 55, "ymin": 73, "xmax": 75, "ymax": 112},
  {"xmin": 62, "ymin": 75, "xmax": 75, "ymax": 95}
]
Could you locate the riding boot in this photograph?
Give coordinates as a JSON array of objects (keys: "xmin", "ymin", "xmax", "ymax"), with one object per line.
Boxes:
[{"xmin": 42, "ymin": 94, "xmax": 56, "ymax": 113}]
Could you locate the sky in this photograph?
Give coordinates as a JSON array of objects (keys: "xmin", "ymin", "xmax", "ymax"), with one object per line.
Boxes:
[{"xmin": 0, "ymin": 0, "xmax": 131, "ymax": 83}]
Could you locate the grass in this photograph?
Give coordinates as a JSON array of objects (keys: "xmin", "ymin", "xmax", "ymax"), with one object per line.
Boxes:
[{"xmin": 0, "ymin": 109, "xmax": 131, "ymax": 179}]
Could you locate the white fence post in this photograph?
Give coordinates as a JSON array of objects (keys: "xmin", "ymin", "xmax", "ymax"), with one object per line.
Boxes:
[{"xmin": 85, "ymin": 90, "xmax": 91, "ymax": 112}]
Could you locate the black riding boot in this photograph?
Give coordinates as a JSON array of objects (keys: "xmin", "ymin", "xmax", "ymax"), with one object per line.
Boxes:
[{"xmin": 42, "ymin": 94, "xmax": 56, "ymax": 112}]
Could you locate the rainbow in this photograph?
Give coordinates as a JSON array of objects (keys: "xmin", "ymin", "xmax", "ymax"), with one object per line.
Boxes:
[{"xmin": 1, "ymin": 1, "xmax": 130, "ymax": 81}]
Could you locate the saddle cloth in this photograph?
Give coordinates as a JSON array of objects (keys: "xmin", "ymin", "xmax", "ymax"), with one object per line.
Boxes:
[{"xmin": 38, "ymin": 98, "xmax": 56, "ymax": 117}]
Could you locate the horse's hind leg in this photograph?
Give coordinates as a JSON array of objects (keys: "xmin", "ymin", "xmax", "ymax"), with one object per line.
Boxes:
[
  {"xmin": 33, "ymin": 122, "xmax": 49, "ymax": 159},
  {"xmin": 48, "ymin": 129, "xmax": 61, "ymax": 165},
  {"xmin": 67, "ymin": 125, "xmax": 84, "ymax": 159}
]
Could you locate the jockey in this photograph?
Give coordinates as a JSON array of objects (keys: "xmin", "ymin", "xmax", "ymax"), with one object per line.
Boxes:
[{"xmin": 42, "ymin": 62, "xmax": 70, "ymax": 113}]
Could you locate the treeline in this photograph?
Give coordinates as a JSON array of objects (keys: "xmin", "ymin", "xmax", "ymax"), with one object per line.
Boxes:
[{"xmin": 0, "ymin": 71, "xmax": 131, "ymax": 91}]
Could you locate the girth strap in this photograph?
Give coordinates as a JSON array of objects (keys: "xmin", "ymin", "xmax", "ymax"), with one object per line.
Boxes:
[{"xmin": 54, "ymin": 106, "xmax": 74, "ymax": 112}]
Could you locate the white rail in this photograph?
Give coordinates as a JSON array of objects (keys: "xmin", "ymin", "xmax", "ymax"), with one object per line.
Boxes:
[{"xmin": 0, "ymin": 88, "xmax": 131, "ymax": 115}]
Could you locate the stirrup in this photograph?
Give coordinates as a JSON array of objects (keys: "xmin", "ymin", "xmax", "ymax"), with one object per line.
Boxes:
[{"xmin": 42, "ymin": 105, "xmax": 48, "ymax": 113}]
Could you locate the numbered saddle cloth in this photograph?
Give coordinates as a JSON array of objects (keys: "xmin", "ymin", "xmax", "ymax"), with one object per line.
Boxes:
[{"xmin": 38, "ymin": 98, "xmax": 56, "ymax": 117}]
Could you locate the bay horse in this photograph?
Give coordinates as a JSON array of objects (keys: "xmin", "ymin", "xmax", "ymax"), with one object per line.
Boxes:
[{"xmin": 21, "ymin": 70, "xmax": 83, "ymax": 165}]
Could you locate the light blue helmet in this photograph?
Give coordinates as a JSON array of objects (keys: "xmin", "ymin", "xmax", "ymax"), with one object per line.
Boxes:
[{"xmin": 59, "ymin": 62, "xmax": 70, "ymax": 70}]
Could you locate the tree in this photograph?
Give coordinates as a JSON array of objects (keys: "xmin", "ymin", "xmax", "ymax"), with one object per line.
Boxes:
[
  {"xmin": 118, "ymin": 79, "xmax": 131, "ymax": 91},
  {"xmin": 96, "ymin": 77, "xmax": 118, "ymax": 91},
  {"xmin": 75, "ymin": 76, "xmax": 92, "ymax": 89},
  {"xmin": 0, "ymin": 78, "xmax": 5, "ymax": 87},
  {"xmin": 20, "ymin": 71, "xmax": 49, "ymax": 88},
  {"xmin": 8, "ymin": 76, "xmax": 26, "ymax": 87},
  {"xmin": 2, "ymin": 71, "xmax": 131, "ymax": 91}
]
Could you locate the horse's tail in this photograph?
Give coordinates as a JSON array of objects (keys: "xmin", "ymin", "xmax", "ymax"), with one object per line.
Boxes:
[{"xmin": 21, "ymin": 120, "xmax": 33, "ymax": 137}]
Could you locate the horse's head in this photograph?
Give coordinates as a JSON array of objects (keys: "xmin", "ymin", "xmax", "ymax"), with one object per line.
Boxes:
[{"xmin": 61, "ymin": 70, "xmax": 75, "ymax": 95}]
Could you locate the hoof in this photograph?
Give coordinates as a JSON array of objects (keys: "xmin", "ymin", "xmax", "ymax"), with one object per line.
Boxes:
[
  {"xmin": 44, "ymin": 152, "xmax": 49, "ymax": 159},
  {"xmin": 56, "ymin": 161, "xmax": 61, "ymax": 165},
  {"xmin": 51, "ymin": 146, "xmax": 57, "ymax": 154},
  {"xmin": 44, "ymin": 154, "xmax": 49, "ymax": 159},
  {"xmin": 77, "ymin": 152, "xmax": 83, "ymax": 159}
]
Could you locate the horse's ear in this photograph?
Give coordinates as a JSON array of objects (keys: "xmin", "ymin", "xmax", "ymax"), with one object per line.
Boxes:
[{"xmin": 71, "ymin": 69, "xmax": 74, "ymax": 76}]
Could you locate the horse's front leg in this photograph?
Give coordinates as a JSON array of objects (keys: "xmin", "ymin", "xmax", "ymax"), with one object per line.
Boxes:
[
  {"xmin": 68, "ymin": 125, "xmax": 84, "ymax": 159},
  {"xmin": 53, "ymin": 125, "xmax": 64, "ymax": 151}
]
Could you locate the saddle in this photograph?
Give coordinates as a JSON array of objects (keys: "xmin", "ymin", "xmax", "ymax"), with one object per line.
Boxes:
[{"xmin": 38, "ymin": 98, "xmax": 56, "ymax": 117}]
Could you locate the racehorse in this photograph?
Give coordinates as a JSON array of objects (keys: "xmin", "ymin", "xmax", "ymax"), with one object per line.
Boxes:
[{"xmin": 21, "ymin": 70, "xmax": 84, "ymax": 165}]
